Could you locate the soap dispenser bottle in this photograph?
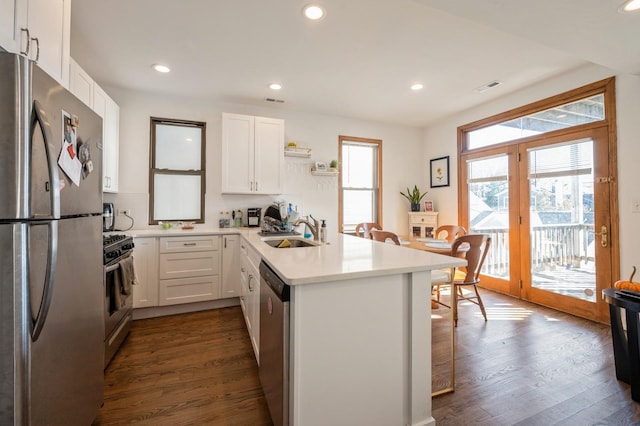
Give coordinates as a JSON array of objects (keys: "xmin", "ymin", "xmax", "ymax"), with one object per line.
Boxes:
[{"xmin": 320, "ymin": 220, "xmax": 327, "ymax": 243}]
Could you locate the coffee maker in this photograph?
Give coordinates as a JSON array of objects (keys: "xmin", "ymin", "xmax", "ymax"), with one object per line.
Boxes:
[
  {"xmin": 103, "ymin": 203, "xmax": 115, "ymax": 232},
  {"xmin": 247, "ymin": 208, "xmax": 261, "ymax": 227}
]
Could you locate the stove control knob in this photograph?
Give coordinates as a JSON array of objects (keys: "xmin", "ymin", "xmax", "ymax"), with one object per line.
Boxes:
[{"xmin": 106, "ymin": 250, "xmax": 120, "ymax": 259}]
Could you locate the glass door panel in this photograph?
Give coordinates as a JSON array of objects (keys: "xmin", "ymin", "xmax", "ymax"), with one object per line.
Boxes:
[
  {"xmin": 467, "ymin": 155, "xmax": 510, "ymax": 281},
  {"xmin": 527, "ymin": 139, "xmax": 596, "ymax": 302},
  {"xmin": 520, "ymin": 126, "xmax": 612, "ymax": 322}
]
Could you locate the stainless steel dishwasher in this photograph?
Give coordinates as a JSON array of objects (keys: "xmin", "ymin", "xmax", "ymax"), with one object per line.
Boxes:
[{"xmin": 259, "ymin": 261, "xmax": 290, "ymax": 426}]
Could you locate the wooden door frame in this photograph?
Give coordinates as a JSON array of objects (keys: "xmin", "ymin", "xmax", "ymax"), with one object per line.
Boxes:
[
  {"xmin": 517, "ymin": 126, "xmax": 613, "ymax": 322},
  {"xmin": 338, "ymin": 136, "xmax": 383, "ymax": 233},
  {"xmin": 457, "ymin": 145, "xmax": 520, "ymax": 296},
  {"xmin": 456, "ymin": 78, "xmax": 619, "ymax": 323}
]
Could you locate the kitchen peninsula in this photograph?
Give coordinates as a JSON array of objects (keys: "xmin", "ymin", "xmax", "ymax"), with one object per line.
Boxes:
[{"xmin": 129, "ymin": 228, "xmax": 465, "ymax": 426}]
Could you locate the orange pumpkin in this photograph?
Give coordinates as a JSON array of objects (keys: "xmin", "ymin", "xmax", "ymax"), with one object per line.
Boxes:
[{"xmin": 614, "ymin": 266, "xmax": 640, "ymax": 291}]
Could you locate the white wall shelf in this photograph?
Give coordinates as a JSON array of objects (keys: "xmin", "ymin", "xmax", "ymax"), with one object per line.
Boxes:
[
  {"xmin": 285, "ymin": 151, "xmax": 312, "ymax": 158},
  {"xmin": 285, "ymin": 147, "xmax": 312, "ymax": 157},
  {"xmin": 311, "ymin": 170, "xmax": 338, "ymax": 176}
]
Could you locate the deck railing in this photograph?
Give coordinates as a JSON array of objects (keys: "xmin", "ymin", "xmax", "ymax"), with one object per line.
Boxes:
[{"xmin": 470, "ymin": 223, "xmax": 594, "ymax": 277}]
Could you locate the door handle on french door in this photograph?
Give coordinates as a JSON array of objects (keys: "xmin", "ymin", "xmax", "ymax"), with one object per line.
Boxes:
[{"xmin": 594, "ymin": 225, "xmax": 608, "ymax": 248}]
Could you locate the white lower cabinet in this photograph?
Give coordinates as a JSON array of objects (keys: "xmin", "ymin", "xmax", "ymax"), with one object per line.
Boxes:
[
  {"xmin": 158, "ymin": 235, "xmax": 221, "ymax": 306},
  {"xmin": 132, "ymin": 237, "xmax": 159, "ymax": 308},
  {"xmin": 240, "ymin": 236, "xmax": 260, "ymax": 361},
  {"xmin": 221, "ymin": 235, "xmax": 241, "ymax": 298}
]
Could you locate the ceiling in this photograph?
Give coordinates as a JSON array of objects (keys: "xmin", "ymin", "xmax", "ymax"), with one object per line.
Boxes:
[{"xmin": 70, "ymin": 0, "xmax": 639, "ymax": 128}]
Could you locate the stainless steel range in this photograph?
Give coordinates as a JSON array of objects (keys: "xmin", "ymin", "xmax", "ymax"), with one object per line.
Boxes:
[{"xmin": 103, "ymin": 234, "xmax": 135, "ymax": 368}]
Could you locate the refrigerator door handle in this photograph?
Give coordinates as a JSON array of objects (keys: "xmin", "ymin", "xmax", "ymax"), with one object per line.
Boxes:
[
  {"xmin": 30, "ymin": 220, "xmax": 58, "ymax": 341},
  {"xmin": 31, "ymin": 100, "xmax": 61, "ymax": 219}
]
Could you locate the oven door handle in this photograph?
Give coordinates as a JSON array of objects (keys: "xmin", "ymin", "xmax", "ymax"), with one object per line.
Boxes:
[{"xmin": 105, "ymin": 263, "xmax": 121, "ymax": 273}]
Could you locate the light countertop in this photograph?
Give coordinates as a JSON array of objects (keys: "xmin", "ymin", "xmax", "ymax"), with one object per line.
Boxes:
[
  {"xmin": 122, "ymin": 227, "xmax": 465, "ymax": 286},
  {"xmin": 244, "ymin": 231, "xmax": 465, "ymax": 285}
]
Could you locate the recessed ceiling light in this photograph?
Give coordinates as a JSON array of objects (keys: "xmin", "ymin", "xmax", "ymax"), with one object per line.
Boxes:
[
  {"xmin": 410, "ymin": 83, "xmax": 424, "ymax": 91},
  {"xmin": 619, "ymin": 0, "xmax": 640, "ymax": 12},
  {"xmin": 269, "ymin": 83, "xmax": 282, "ymax": 90},
  {"xmin": 152, "ymin": 64, "xmax": 170, "ymax": 73},
  {"xmin": 303, "ymin": 4, "xmax": 326, "ymax": 20}
]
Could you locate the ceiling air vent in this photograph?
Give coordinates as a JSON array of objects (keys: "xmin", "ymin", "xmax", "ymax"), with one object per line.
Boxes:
[
  {"xmin": 265, "ymin": 97, "xmax": 285, "ymax": 103},
  {"xmin": 475, "ymin": 80, "xmax": 502, "ymax": 93}
]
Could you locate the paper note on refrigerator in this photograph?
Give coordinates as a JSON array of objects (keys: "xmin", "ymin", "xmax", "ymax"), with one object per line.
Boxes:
[{"xmin": 58, "ymin": 140, "xmax": 82, "ymax": 186}]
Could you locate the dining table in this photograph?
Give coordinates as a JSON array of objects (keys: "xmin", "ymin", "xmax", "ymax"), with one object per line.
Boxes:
[
  {"xmin": 397, "ymin": 235, "xmax": 468, "ymax": 396},
  {"xmin": 398, "ymin": 235, "xmax": 467, "ymax": 253}
]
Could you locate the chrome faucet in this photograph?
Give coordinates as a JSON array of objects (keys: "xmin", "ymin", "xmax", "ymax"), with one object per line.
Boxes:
[{"xmin": 294, "ymin": 215, "xmax": 320, "ymax": 241}]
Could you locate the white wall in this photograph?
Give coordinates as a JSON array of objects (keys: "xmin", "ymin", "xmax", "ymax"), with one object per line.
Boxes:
[
  {"xmin": 422, "ymin": 63, "xmax": 640, "ymax": 279},
  {"xmin": 104, "ymin": 88, "xmax": 425, "ymax": 235}
]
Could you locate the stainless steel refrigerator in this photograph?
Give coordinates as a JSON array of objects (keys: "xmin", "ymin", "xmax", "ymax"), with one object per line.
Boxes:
[{"xmin": 0, "ymin": 52, "xmax": 104, "ymax": 425}]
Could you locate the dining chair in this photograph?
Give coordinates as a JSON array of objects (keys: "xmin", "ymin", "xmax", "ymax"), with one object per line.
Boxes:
[
  {"xmin": 355, "ymin": 222, "xmax": 382, "ymax": 239},
  {"xmin": 435, "ymin": 225, "xmax": 467, "ymax": 242},
  {"xmin": 370, "ymin": 230, "xmax": 401, "ymax": 245},
  {"xmin": 433, "ymin": 234, "xmax": 491, "ymax": 326}
]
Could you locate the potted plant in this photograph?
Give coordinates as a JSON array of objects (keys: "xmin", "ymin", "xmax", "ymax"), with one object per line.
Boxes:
[
  {"xmin": 400, "ymin": 185, "xmax": 427, "ymax": 212},
  {"xmin": 329, "ymin": 159, "xmax": 338, "ymax": 172}
]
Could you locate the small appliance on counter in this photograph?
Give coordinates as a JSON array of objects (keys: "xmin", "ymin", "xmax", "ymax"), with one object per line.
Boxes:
[
  {"xmin": 260, "ymin": 203, "xmax": 300, "ymax": 235},
  {"xmin": 103, "ymin": 202, "xmax": 115, "ymax": 231},
  {"xmin": 248, "ymin": 208, "xmax": 261, "ymax": 227}
]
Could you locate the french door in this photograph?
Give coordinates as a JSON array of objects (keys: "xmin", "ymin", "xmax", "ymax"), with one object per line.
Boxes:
[{"xmin": 461, "ymin": 126, "xmax": 615, "ymax": 322}]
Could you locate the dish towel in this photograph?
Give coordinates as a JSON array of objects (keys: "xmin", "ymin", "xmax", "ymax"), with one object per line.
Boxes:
[{"xmin": 117, "ymin": 256, "xmax": 138, "ymax": 307}]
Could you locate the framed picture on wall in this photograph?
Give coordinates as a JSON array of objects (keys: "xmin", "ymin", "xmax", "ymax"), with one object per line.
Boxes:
[
  {"xmin": 430, "ymin": 156, "xmax": 450, "ymax": 188},
  {"xmin": 314, "ymin": 161, "xmax": 327, "ymax": 171},
  {"xmin": 424, "ymin": 200, "xmax": 434, "ymax": 212}
]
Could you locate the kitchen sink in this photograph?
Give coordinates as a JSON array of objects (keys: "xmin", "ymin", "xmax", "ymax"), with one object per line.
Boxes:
[{"xmin": 262, "ymin": 237, "xmax": 321, "ymax": 248}]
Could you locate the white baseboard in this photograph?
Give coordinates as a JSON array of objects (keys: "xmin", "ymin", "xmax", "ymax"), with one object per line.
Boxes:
[{"xmin": 133, "ymin": 297, "xmax": 240, "ymax": 320}]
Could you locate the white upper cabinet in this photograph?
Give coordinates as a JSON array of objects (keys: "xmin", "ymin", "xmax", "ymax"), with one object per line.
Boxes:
[
  {"xmin": 221, "ymin": 113, "xmax": 284, "ymax": 194},
  {"xmin": 69, "ymin": 57, "xmax": 93, "ymax": 107},
  {"xmin": 0, "ymin": 0, "xmax": 71, "ymax": 86},
  {"xmin": 93, "ymin": 84, "xmax": 119, "ymax": 193},
  {"xmin": 0, "ymin": 0, "xmax": 27, "ymax": 54},
  {"xmin": 68, "ymin": 58, "xmax": 120, "ymax": 193}
]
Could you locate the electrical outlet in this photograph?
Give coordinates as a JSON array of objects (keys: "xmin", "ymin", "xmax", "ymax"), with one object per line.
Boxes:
[
  {"xmin": 118, "ymin": 209, "xmax": 131, "ymax": 216},
  {"xmin": 633, "ymin": 199, "xmax": 640, "ymax": 213}
]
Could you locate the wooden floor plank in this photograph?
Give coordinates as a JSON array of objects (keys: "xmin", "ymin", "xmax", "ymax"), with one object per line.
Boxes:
[
  {"xmin": 432, "ymin": 289, "xmax": 640, "ymax": 425},
  {"xmin": 94, "ymin": 290, "xmax": 640, "ymax": 425},
  {"xmin": 92, "ymin": 307, "xmax": 272, "ymax": 426}
]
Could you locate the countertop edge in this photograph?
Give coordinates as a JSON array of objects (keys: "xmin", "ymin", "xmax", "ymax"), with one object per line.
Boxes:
[{"xmin": 120, "ymin": 228, "xmax": 467, "ymax": 286}]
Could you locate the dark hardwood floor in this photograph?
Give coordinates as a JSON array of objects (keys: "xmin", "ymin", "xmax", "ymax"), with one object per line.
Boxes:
[
  {"xmin": 432, "ymin": 289, "xmax": 640, "ymax": 425},
  {"xmin": 94, "ymin": 291, "xmax": 640, "ymax": 425},
  {"xmin": 92, "ymin": 307, "xmax": 272, "ymax": 425}
]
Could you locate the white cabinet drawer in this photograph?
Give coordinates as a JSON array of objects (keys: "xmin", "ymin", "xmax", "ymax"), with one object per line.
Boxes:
[
  {"xmin": 159, "ymin": 235, "xmax": 220, "ymax": 253},
  {"xmin": 159, "ymin": 251, "xmax": 220, "ymax": 279},
  {"xmin": 159, "ymin": 275, "xmax": 221, "ymax": 306}
]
